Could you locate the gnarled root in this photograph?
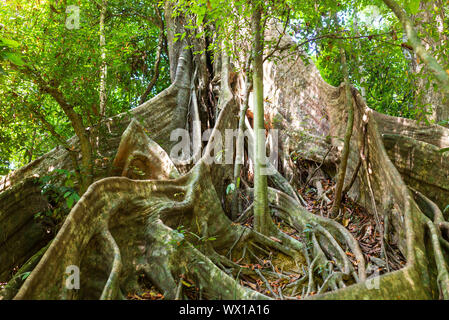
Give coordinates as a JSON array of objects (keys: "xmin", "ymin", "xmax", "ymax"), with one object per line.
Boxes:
[{"xmin": 10, "ymin": 118, "xmax": 295, "ymax": 299}]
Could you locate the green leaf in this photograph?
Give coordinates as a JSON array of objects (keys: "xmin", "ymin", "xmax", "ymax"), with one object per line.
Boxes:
[
  {"xmin": 66, "ymin": 196, "xmax": 75, "ymax": 209},
  {"xmin": 226, "ymin": 183, "xmax": 236, "ymax": 194},
  {"xmin": 444, "ymin": 205, "xmax": 449, "ymax": 214},
  {"xmin": 63, "ymin": 191, "xmax": 72, "ymax": 198},
  {"xmin": 407, "ymin": 0, "xmax": 420, "ymax": 15},
  {"xmin": 196, "ymin": 5, "xmax": 206, "ymax": 26},
  {"xmin": 21, "ymin": 271, "xmax": 31, "ymax": 280},
  {"xmin": 0, "ymin": 37, "xmax": 20, "ymax": 48},
  {"xmin": 4, "ymin": 52, "xmax": 25, "ymax": 66},
  {"xmin": 438, "ymin": 147, "xmax": 449, "ymax": 154}
]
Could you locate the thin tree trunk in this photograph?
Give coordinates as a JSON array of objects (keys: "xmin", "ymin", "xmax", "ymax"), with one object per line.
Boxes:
[
  {"xmin": 252, "ymin": 3, "xmax": 269, "ymax": 235},
  {"xmin": 140, "ymin": 33, "xmax": 163, "ymax": 105},
  {"xmin": 99, "ymin": 0, "xmax": 108, "ymax": 118},
  {"xmin": 15, "ymin": 65, "xmax": 94, "ymax": 193},
  {"xmin": 331, "ymin": 47, "xmax": 354, "ymax": 217}
]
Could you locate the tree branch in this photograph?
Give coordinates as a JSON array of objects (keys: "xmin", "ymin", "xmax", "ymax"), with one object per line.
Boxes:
[{"xmin": 11, "ymin": 64, "xmax": 93, "ymax": 192}]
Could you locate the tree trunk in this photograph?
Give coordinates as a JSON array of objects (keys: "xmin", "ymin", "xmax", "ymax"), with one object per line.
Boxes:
[
  {"xmin": 99, "ymin": 0, "xmax": 108, "ymax": 118},
  {"xmin": 331, "ymin": 47, "xmax": 354, "ymax": 217},
  {"xmin": 251, "ymin": 5, "xmax": 270, "ymax": 235}
]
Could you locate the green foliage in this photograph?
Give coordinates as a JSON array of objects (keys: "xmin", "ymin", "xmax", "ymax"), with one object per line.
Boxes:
[
  {"xmin": 187, "ymin": 231, "xmax": 217, "ymax": 243},
  {"xmin": 169, "ymin": 225, "xmax": 187, "ymax": 247},
  {"xmin": 1, "ymin": 0, "xmax": 447, "ymax": 180},
  {"xmin": 226, "ymin": 183, "xmax": 236, "ymax": 195},
  {"xmin": 314, "ymin": 34, "xmax": 416, "ymax": 118},
  {"xmin": 303, "ymin": 223, "xmax": 313, "ymax": 234},
  {"xmin": 404, "ymin": 0, "xmax": 420, "ymax": 15},
  {"xmin": 169, "ymin": 224, "xmax": 217, "ymax": 248},
  {"xmin": 0, "ymin": 36, "xmax": 25, "ymax": 68},
  {"xmin": 0, "ymin": 0, "xmax": 170, "ymax": 175},
  {"xmin": 170, "ymin": 0, "xmax": 291, "ymax": 72},
  {"xmin": 300, "ymin": 1, "xmax": 432, "ymax": 119},
  {"xmin": 20, "ymin": 271, "xmax": 31, "ymax": 281},
  {"xmin": 171, "ymin": 0, "xmax": 443, "ymax": 121},
  {"xmin": 35, "ymin": 169, "xmax": 80, "ymax": 223},
  {"xmin": 303, "ymin": 223, "xmax": 314, "ymax": 250}
]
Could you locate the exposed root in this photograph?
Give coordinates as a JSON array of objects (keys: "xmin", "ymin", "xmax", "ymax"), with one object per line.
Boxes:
[
  {"xmin": 267, "ymin": 187, "xmax": 366, "ymax": 281},
  {"xmin": 425, "ymin": 219, "xmax": 449, "ymax": 300},
  {"xmin": 412, "ymin": 189, "xmax": 449, "ymax": 300},
  {"xmin": 99, "ymin": 229, "xmax": 123, "ymax": 300},
  {"xmin": 3, "ymin": 36, "xmax": 449, "ymax": 300}
]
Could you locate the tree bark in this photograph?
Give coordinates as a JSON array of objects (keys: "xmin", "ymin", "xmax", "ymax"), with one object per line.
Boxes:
[
  {"xmin": 252, "ymin": 4, "xmax": 270, "ymax": 235},
  {"xmin": 99, "ymin": 0, "xmax": 108, "ymax": 118}
]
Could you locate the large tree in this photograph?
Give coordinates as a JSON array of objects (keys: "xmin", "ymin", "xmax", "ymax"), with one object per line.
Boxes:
[{"xmin": 1, "ymin": 0, "xmax": 449, "ymax": 300}]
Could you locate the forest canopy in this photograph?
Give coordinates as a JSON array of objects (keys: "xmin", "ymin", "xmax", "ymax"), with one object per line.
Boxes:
[{"xmin": 1, "ymin": 0, "xmax": 447, "ymax": 175}]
